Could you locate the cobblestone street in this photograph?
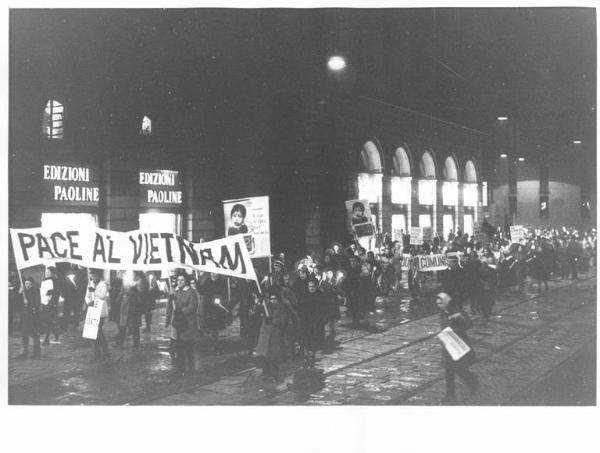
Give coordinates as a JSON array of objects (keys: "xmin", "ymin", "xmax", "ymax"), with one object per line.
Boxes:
[{"xmin": 9, "ymin": 272, "xmax": 596, "ymax": 405}]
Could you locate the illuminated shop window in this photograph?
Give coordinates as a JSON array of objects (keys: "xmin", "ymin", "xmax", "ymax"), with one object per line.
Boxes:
[
  {"xmin": 419, "ymin": 214, "xmax": 432, "ymax": 228},
  {"xmin": 443, "ymin": 214, "xmax": 454, "ymax": 238},
  {"xmin": 42, "ymin": 99, "xmax": 64, "ymax": 139},
  {"xmin": 391, "ymin": 214, "xmax": 406, "ymax": 240},
  {"xmin": 464, "ymin": 214, "xmax": 474, "ymax": 236},
  {"xmin": 442, "ymin": 181, "xmax": 458, "ymax": 206},
  {"xmin": 418, "ymin": 179, "xmax": 436, "ymax": 205},
  {"xmin": 463, "ymin": 184, "xmax": 478, "ymax": 207},
  {"xmin": 391, "ymin": 177, "xmax": 411, "ymax": 204},
  {"xmin": 358, "ymin": 173, "xmax": 382, "ymax": 203},
  {"xmin": 140, "ymin": 115, "xmax": 152, "ymax": 136},
  {"xmin": 139, "ymin": 213, "xmax": 180, "ymax": 234},
  {"xmin": 482, "ymin": 181, "xmax": 488, "ymax": 206}
]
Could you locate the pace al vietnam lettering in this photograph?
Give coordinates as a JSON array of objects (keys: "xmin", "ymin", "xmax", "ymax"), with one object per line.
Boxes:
[
  {"xmin": 43, "ymin": 164, "xmax": 99, "ymax": 202},
  {"xmin": 139, "ymin": 171, "xmax": 182, "ymax": 204}
]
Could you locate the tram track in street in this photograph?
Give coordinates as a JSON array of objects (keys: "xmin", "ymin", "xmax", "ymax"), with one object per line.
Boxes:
[
  {"xmin": 248, "ymin": 276, "xmax": 594, "ymax": 405},
  {"xmin": 136, "ymin": 275, "xmax": 592, "ymax": 405}
]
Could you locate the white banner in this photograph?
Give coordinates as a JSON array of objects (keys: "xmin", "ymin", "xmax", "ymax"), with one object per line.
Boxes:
[
  {"xmin": 9, "ymin": 227, "xmax": 258, "ymax": 282},
  {"xmin": 223, "ymin": 196, "xmax": 271, "ymax": 258},
  {"xmin": 411, "ymin": 254, "xmax": 450, "ymax": 272}
]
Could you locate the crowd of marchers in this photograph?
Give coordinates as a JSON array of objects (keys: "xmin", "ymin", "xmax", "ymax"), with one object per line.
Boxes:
[{"xmin": 8, "ymin": 225, "xmax": 596, "ymax": 392}]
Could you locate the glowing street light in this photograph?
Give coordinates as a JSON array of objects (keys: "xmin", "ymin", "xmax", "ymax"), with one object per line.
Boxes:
[
  {"xmin": 500, "ymin": 153, "xmax": 508, "ymax": 158},
  {"xmin": 327, "ymin": 55, "xmax": 347, "ymax": 72},
  {"xmin": 497, "ymin": 116, "xmax": 508, "ymax": 121},
  {"xmin": 573, "ymin": 140, "xmax": 582, "ymax": 144},
  {"xmin": 518, "ymin": 157, "xmax": 525, "ymax": 162}
]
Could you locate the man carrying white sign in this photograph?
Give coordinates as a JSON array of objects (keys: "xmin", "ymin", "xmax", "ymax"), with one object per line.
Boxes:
[
  {"xmin": 84, "ymin": 270, "xmax": 110, "ymax": 362},
  {"xmin": 435, "ymin": 292, "xmax": 479, "ymax": 404}
]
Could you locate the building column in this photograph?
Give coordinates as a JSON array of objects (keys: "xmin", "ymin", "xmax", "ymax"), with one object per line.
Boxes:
[{"xmin": 381, "ymin": 175, "xmax": 392, "ymax": 234}]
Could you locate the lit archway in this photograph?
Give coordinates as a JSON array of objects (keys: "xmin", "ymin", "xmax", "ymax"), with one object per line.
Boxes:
[
  {"xmin": 391, "ymin": 146, "xmax": 412, "ymax": 238},
  {"xmin": 418, "ymin": 151, "xmax": 437, "ymax": 230},
  {"xmin": 463, "ymin": 159, "xmax": 479, "ymax": 234},
  {"xmin": 442, "ymin": 156, "xmax": 459, "ymax": 240},
  {"xmin": 360, "ymin": 141, "xmax": 383, "ymax": 173}
]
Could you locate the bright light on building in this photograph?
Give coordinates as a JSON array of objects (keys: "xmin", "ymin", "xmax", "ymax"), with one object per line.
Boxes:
[
  {"xmin": 391, "ymin": 177, "xmax": 411, "ymax": 204},
  {"xmin": 357, "ymin": 173, "xmax": 382, "ymax": 203},
  {"xmin": 418, "ymin": 179, "xmax": 436, "ymax": 205},
  {"xmin": 573, "ymin": 140, "xmax": 582, "ymax": 144},
  {"xmin": 518, "ymin": 157, "xmax": 525, "ymax": 162},
  {"xmin": 497, "ymin": 116, "xmax": 508, "ymax": 121},
  {"xmin": 327, "ymin": 55, "xmax": 347, "ymax": 71},
  {"xmin": 463, "ymin": 183, "xmax": 478, "ymax": 207},
  {"xmin": 500, "ymin": 153, "xmax": 507, "ymax": 158}
]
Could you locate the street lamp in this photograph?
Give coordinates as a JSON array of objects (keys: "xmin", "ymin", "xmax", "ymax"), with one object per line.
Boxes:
[{"xmin": 327, "ymin": 55, "xmax": 347, "ymax": 72}]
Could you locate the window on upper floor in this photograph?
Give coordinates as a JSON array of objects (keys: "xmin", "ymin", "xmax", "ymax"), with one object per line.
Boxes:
[
  {"xmin": 140, "ymin": 115, "xmax": 152, "ymax": 136},
  {"xmin": 42, "ymin": 99, "xmax": 64, "ymax": 139}
]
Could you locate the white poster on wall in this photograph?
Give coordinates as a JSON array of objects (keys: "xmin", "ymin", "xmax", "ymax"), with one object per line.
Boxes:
[{"xmin": 223, "ymin": 196, "xmax": 271, "ymax": 258}]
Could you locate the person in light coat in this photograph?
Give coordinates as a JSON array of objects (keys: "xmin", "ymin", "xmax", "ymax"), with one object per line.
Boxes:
[{"xmin": 86, "ymin": 269, "xmax": 110, "ymax": 362}]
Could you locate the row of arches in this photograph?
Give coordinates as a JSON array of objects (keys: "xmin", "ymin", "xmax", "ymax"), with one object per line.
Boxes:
[
  {"xmin": 360, "ymin": 140, "xmax": 479, "ymax": 183},
  {"xmin": 355, "ymin": 140, "xmax": 485, "ymax": 243}
]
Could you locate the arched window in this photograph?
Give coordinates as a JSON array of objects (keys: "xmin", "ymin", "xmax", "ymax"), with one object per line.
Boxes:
[
  {"xmin": 443, "ymin": 156, "xmax": 458, "ymax": 181},
  {"xmin": 464, "ymin": 160, "xmax": 478, "ymax": 183},
  {"xmin": 419, "ymin": 151, "xmax": 436, "ymax": 179},
  {"xmin": 140, "ymin": 115, "xmax": 152, "ymax": 136},
  {"xmin": 360, "ymin": 141, "xmax": 383, "ymax": 173},
  {"xmin": 463, "ymin": 160, "xmax": 478, "ymax": 207},
  {"xmin": 42, "ymin": 99, "xmax": 64, "ymax": 139},
  {"xmin": 391, "ymin": 147, "xmax": 412, "ymax": 204},
  {"xmin": 393, "ymin": 147, "xmax": 411, "ymax": 177}
]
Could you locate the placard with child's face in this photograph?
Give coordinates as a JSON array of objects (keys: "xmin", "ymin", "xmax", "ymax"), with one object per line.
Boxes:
[
  {"xmin": 345, "ymin": 199, "xmax": 375, "ymax": 237},
  {"xmin": 223, "ymin": 196, "xmax": 271, "ymax": 258}
]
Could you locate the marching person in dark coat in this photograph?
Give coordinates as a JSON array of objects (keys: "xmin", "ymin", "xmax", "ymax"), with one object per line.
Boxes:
[
  {"xmin": 253, "ymin": 286, "xmax": 291, "ymax": 380},
  {"xmin": 297, "ymin": 278, "xmax": 328, "ymax": 368},
  {"xmin": 436, "ymin": 292, "xmax": 479, "ymax": 404},
  {"xmin": 354, "ymin": 263, "xmax": 376, "ymax": 326},
  {"xmin": 16, "ymin": 277, "xmax": 42, "ymax": 360},
  {"xmin": 166, "ymin": 273, "xmax": 199, "ymax": 376},
  {"xmin": 202, "ymin": 273, "xmax": 231, "ymax": 342},
  {"xmin": 527, "ymin": 241, "xmax": 551, "ymax": 293},
  {"xmin": 8, "ymin": 271, "xmax": 20, "ymax": 335},
  {"xmin": 61, "ymin": 266, "xmax": 83, "ymax": 331},
  {"xmin": 463, "ymin": 251, "xmax": 485, "ymax": 315},
  {"xmin": 242, "ymin": 291, "xmax": 264, "ymax": 357},
  {"xmin": 442, "ymin": 255, "xmax": 466, "ymax": 304},
  {"xmin": 114, "ymin": 272, "xmax": 144, "ymax": 348},
  {"xmin": 320, "ymin": 269, "xmax": 340, "ymax": 341}
]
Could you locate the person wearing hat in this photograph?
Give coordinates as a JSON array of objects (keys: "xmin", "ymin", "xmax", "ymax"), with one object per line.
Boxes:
[{"xmin": 436, "ymin": 292, "xmax": 479, "ymax": 404}]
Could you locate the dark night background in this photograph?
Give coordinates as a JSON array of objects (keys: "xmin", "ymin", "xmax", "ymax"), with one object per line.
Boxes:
[{"xmin": 9, "ymin": 7, "xmax": 596, "ymax": 255}]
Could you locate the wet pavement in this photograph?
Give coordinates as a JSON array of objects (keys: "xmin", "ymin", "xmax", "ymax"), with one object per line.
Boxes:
[{"xmin": 8, "ymin": 272, "xmax": 596, "ymax": 405}]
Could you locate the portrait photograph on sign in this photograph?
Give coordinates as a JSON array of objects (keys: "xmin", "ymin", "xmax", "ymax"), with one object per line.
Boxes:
[
  {"xmin": 223, "ymin": 195, "xmax": 271, "ymax": 258},
  {"xmin": 345, "ymin": 199, "xmax": 375, "ymax": 237}
]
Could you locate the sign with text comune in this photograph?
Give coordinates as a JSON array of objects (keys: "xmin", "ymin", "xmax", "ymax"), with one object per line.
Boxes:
[
  {"xmin": 42, "ymin": 163, "xmax": 100, "ymax": 207},
  {"xmin": 139, "ymin": 169, "xmax": 183, "ymax": 208}
]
